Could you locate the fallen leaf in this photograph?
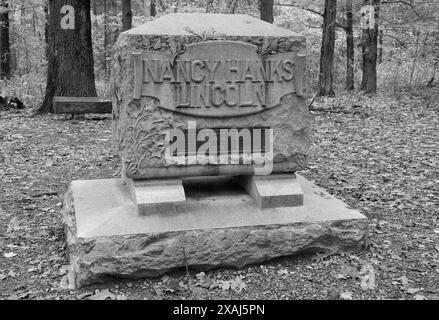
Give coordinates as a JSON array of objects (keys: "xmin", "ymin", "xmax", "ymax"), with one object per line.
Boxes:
[
  {"xmin": 59, "ymin": 275, "xmax": 70, "ymax": 290},
  {"xmin": 340, "ymin": 291, "xmax": 353, "ymax": 300},
  {"xmin": 59, "ymin": 265, "xmax": 70, "ymax": 275},
  {"xmin": 76, "ymin": 292, "xmax": 93, "ymax": 300},
  {"xmin": 360, "ymin": 263, "xmax": 376, "ymax": 290},
  {"xmin": 220, "ymin": 280, "xmax": 231, "ymax": 291},
  {"xmin": 6, "ymin": 294, "xmax": 19, "ymax": 300},
  {"xmin": 164, "ymin": 279, "xmax": 180, "ymax": 293},
  {"xmin": 6, "ymin": 217, "xmax": 22, "ymax": 233},
  {"xmin": 88, "ymin": 289, "xmax": 116, "ymax": 300},
  {"xmin": 189, "ymin": 286, "xmax": 204, "ymax": 296},
  {"xmin": 195, "ymin": 273, "xmax": 215, "ymax": 289},
  {"xmin": 7, "ymin": 270, "xmax": 18, "ymax": 278},
  {"xmin": 277, "ymin": 269, "xmax": 289, "ymax": 276},
  {"xmin": 397, "ymin": 275, "xmax": 409, "ymax": 287},
  {"xmin": 3, "ymin": 252, "xmax": 17, "ymax": 258},
  {"xmin": 218, "ymin": 277, "xmax": 247, "ymax": 293},
  {"xmin": 230, "ymin": 276, "xmax": 246, "ymax": 293},
  {"xmin": 407, "ymin": 288, "xmax": 421, "ymax": 294},
  {"xmin": 338, "ymin": 264, "xmax": 359, "ymax": 280},
  {"xmin": 196, "ymin": 272, "xmax": 206, "ymax": 280},
  {"xmin": 160, "ymin": 275, "xmax": 170, "ymax": 283}
]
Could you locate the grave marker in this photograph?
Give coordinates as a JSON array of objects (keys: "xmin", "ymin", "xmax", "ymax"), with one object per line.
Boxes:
[{"xmin": 62, "ymin": 13, "xmax": 367, "ymax": 288}]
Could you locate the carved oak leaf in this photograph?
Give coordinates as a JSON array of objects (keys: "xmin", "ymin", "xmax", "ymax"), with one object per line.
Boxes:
[
  {"xmin": 259, "ymin": 37, "xmax": 279, "ymax": 56},
  {"xmin": 259, "ymin": 37, "xmax": 270, "ymax": 55},
  {"xmin": 126, "ymin": 161, "xmax": 139, "ymax": 177},
  {"xmin": 127, "ymin": 101, "xmax": 143, "ymax": 118},
  {"xmin": 153, "ymin": 38, "xmax": 162, "ymax": 50},
  {"xmin": 157, "ymin": 124, "xmax": 171, "ymax": 131},
  {"xmin": 138, "ymin": 38, "xmax": 151, "ymax": 51},
  {"xmin": 151, "ymin": 151, "xmax": 162, "ymax": 159},
  {"xmin": 168, "ymin": 37, "xmax": 178, "ymax": 55},
  {"xmin": 113, "ymin": 82, "xmax": 121, "ymax": 104},
  {"xmin": 295, "ymin": 154, "xmax": 307, "ymax": 170},
  {"xmin": 137, "ymin": 143, "xmax": 149, "ymax": 154}
]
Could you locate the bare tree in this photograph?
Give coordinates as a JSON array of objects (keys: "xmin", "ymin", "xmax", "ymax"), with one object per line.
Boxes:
[
  {"xmin": 38, "ymin": 0, "xmax": 97, "ymax": 114},
  {"xmin": 361, "ymin": 0, "xmax": 380, "ymax": 93},
  {"xmin": 122, "ymin": 0, "xmax": 132, "ymax": 31},
  {"xmin": 104, "ymin": 0, "xmax": 108, "ymax": 77},
  {"xmin": 346, "ymin": 0, "xmax": 354, "ymax": 90},
  {"xmin": 318, "ymin": 0, "xmax": 337, "ymax": 96},
  {"xmin": 0, "ymin": 0, "xmax": 10, "ymax": 79},
  {"xmin": 92, "ymin": 0, "xmax": 97, "ymax": 15},
  {"xmin": 151, "ymin": 0, "xmax": 157, "ymax": 16},
  {"xmin": 260, "ymin": 0, "xmax": 274, "ymax": 23}
]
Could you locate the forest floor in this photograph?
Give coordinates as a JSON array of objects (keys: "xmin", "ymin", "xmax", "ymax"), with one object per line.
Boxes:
[{"xmin": 0, "ymin": 88, "xmax": 438, "ymax": 300}]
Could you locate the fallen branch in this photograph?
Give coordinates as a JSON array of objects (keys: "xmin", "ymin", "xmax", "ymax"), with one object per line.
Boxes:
[
  {"xmin": 309, "ymin": 107, "xmax": 353, "ymax": 114},
  {"xmin": 31, "ymin": 191, "xmax": 58, "ymax": 198}
]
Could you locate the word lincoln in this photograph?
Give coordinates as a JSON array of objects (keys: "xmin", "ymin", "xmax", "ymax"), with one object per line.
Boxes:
[
  {"xmin": 164, "ymin": 121, "xmax": 274, "ymax": 175},
  {"xmin": 143, "ymin": 58, "xmax": 296, "ymax": 108}
]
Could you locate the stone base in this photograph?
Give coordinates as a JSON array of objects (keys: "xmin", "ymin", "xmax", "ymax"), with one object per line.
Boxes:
[{"xmin": 62, "ymin": 175, "xmax": 367, "ymax": 289}]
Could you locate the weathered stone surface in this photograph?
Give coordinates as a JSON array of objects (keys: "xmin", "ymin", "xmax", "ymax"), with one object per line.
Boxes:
[
  {"xmin": 63, "ymin": 175, "xmax": 367, "ymax": 288},
  {"xmin": 111, "ymin": 13, "xmax": 310, "ymax": 180},
  {"xmin": 125, "ymin": 13, "xmax": 304, "ymax": 37}
]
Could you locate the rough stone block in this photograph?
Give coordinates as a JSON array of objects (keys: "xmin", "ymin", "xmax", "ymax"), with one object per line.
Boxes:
[{"xmin": 63, "ymin": 175, "xmax": 367, "ymax": 288}]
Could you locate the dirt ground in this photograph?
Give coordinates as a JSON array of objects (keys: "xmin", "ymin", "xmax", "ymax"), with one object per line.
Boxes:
[{"xmin": 0, "ymin": 89, "xmax": 438, "ymax": 300}]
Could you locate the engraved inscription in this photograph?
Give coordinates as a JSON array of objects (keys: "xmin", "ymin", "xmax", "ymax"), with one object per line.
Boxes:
[{"xmin": 132, "ymin": 41, "xmax": 305, "ymax": 118}]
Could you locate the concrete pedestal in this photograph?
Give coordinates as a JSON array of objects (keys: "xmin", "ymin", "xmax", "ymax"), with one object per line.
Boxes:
[
  {"xmin": 233, "ymin": 174, "xmax": 304, "ymax": 208},
  {"xmin": 126, "ymin": 178, "xmax": 187, "ymax": 216},
  {"xmin": 63, "ymin": 175, "xmax": 367, "ymax": 289}
]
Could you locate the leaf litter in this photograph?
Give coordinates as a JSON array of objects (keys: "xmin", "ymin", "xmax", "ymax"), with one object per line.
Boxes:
[{"xmin": 0, "ymin": 89, "xmax": 438, "ymax": 300}]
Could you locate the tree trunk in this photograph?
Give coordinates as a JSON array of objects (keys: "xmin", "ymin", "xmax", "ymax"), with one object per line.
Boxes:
[
  {"xmin": 361, "ymin": 0, "xmax": 379, "ymax": 93},
  {"xmin": 92, "ymin": 0, "xmax": 97, "ymax": 15},
  {"xmin": 151, "ymin": 0, "xmax": 157, "ymax": 16},
  {"xmin": 44, "ymin": 1, "xmax": 49, "ymax": 44},
  {"xmin": 259, "ymin": 0, "xmax": 273, "ymax": 23},
  {"xmin": 378, "ymin": 28, "xmax": 383, "ymax": 64},
  {"xmin": 346, "ymin": 0, "xmax": 354, "ymax": 90},
  {"xmin": 122, "ymin": 0, "xmax": 132, "ymax": 31},
  {"xmin": 0, "ymin": 0, "xmax": 11, "ymax": 79},
  {"xmin": 104, "ymin": 0, "xmax": 108, "ymax": 78},
  {"xmin": 318, "ymin": 0, "xmax": 337, "ymax": 97},
  {"xmin": 38, "ymin": 0, "xmax": 97, "ymax": 114}
]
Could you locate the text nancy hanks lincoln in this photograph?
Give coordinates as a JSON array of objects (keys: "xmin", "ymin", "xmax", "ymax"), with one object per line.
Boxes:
[{"xmin": 143, "ymin": 58, "xmax": 296, "ymax": 109}]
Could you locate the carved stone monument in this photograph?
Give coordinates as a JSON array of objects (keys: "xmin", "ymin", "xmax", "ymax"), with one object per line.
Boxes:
[{"xmin": 63, "ymin": 14, "xmax": 367, "ymax": 289}]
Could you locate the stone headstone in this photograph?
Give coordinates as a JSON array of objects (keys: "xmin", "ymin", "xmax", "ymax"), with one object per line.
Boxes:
[
  {"xmin": 112, "ymin": 13, "xmax": 310, "ymax": 181},
  {"xmin": 62, "ymin": 14, "xmax": 367, "ymax": 289}
]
